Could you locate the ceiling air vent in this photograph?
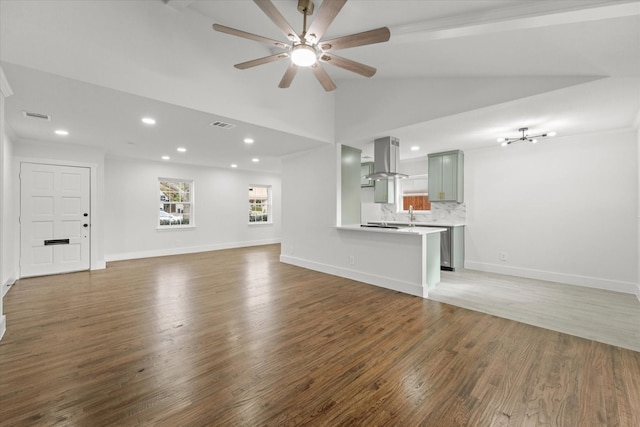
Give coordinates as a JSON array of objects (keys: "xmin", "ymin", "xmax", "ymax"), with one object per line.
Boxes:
[
  {"xmin": 209, "ymin": 120, "xmax": 236, "ymax": 129},
  {"xmin": 22, "ymin": 111, "xmax": 51, "ymax": 121}
]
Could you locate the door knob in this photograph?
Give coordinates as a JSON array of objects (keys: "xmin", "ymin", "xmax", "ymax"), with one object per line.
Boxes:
[
  {"xmin": 83, "ymin": 224, "xmax": 89, "ymax": 228},
  {"xmin": 83, "ymin": 213, "xmax": 88, "ymax": 217}
]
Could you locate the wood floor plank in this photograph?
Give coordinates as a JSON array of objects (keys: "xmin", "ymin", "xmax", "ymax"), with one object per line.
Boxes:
[{"xmin": 1, "ymin": 244, "xmax": 638, "ymax": 426}]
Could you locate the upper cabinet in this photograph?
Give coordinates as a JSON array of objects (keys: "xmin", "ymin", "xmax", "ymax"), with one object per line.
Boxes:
[
  {"xmin": 374, "ymin": 178, "xmax": 395, "ymax": 204},
  {"xmin": 361, "ymin": 162, "xmax": 374, "ymax": 187},
  {"xmin": 428, "ymin": 150, "xmax": 464, "ymax": 203}
]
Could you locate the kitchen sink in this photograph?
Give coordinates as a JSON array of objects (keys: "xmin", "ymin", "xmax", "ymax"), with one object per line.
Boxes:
[{"xmin": 360, "ymin": 224, "xmax": 399, "ymax": 229}]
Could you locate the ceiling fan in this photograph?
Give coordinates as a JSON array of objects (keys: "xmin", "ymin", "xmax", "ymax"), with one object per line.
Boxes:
[{"xmin": 212, "ymin": 0, "xmax": 390, "ymax": 92}]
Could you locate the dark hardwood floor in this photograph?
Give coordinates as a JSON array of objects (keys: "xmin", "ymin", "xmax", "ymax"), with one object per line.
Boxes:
[{"xmin": 1, "ymin": 244, "xmax": 638, "ymax": 426}]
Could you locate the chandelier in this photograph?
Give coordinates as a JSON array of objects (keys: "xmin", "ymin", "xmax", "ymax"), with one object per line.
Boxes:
[{"xmin": 498, "ymin": 127, "xmax": 556, "ymax": 146}]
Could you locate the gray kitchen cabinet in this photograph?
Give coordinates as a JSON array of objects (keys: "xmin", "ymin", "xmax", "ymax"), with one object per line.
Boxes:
[
  {"xmin": 374, "ymin": 178, "xmax": 394, "ymax": 203},
  {"xmin": 341, "ymin": 145, "xmax": 362, "ymax": 225},
  {"xmin": 428, "ymin": 150, "xmax": 464, "ymax": 203},
  {"xmin": 361, "ymin": 162, "xmax": 374, "ymax": 187}
]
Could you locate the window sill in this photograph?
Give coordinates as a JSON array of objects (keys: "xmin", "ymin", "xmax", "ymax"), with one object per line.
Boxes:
[
  {"xmin": 156, "ymin": 225, "xmax": 196, "ymax": 231},
  {"xmin": 248, "ymin": 222, "xmax": 273, "ymax": 226}
]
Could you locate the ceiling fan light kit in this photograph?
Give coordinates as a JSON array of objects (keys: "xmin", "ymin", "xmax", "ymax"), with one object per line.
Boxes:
[
  {"xmin": 212, "ymin": 0, "xmax": 391, "ymax": 91},
  {"xmin": 291, "ymin": 44, "xmax": 317, "ymax": 66},
  {"xmin": 499, "ymin": 127, "xmax": 556, "ymax": 146}
]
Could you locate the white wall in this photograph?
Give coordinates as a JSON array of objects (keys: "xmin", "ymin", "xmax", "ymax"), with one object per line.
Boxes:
[
  {"xmin": 1, "ymin": 134, "xmax": 14, "ymax": 293},
  {"xmin": 464, "ymin": 129, "xmax": 638, "ymax": 293},
  {"xmin": 281, "ymin": 145, "xmax": 435, "ymax": 297},
  {"xmin": 282, "ymin": 129, "xmax": 638, "ymax": 297},
  {"xmin": 104, "ymin": 156, "xmax": 281, "ymax": 261},
  {"xmin": 0, "ymin": 66, "xmax": 12, "ymax": 339},
  {"xmin": 637, "ymin": 124, "xmax": 640, "ymax": 300}
]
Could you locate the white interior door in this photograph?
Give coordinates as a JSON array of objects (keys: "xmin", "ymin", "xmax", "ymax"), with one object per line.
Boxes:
[{"xmin": 20, "ymin": 163, "xmax": 90, "ymax": 277}]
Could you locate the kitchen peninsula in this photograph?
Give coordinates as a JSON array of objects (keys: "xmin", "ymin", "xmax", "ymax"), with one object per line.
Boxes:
[{"xmin": 336, "ymin": 225, "xmax": 445, "ymax": 298}]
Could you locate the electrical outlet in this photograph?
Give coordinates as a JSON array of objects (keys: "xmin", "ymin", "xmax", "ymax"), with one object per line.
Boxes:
[
  {"xmin": 349, "ymin": 255, "xmax": 355, "ymax": 265},
  {"xmin": 500, "ymin": 251, "xmax": 508, "ymax": 261}
]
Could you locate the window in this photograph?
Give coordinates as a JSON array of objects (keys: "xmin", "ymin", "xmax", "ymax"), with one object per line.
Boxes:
[
  {"xmin": 159, "ymin": 178, "xmax": 193, "ymax": 228},
  {"xmin": 398, "ymin": 174, "xmax": 430, "ymax": 212},
  {"xmin": 249, "ymin": 185, "xmax": 271, "ymax": 223}
]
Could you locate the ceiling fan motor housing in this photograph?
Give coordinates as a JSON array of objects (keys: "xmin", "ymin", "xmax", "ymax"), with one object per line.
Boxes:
[{"xmin": 298, "ymin": 0, "xmax": 315, "ymax": 15}]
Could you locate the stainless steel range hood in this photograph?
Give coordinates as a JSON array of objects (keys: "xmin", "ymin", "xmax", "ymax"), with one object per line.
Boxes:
[{"xmin": 365, "ymin": 136, "xmax": 408, "ymax": 180}]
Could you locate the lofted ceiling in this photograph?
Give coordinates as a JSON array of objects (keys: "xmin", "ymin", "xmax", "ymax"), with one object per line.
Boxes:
[{"xmin": 1, "ymin": 0, "xmax": 639, "ymax": 171}]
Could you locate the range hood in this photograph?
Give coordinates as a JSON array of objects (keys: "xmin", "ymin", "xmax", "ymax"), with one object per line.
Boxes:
[{"xmin": 365, "ymin": 136, "xmax": 408, "ymax": 180}]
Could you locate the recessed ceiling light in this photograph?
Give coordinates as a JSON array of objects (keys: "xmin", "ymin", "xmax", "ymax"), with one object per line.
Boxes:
[
  {"xmin": 161, "ymin": 155, "xmax": 170, "ymax": 160},
  {"xmin": 410, "ymin": 146, "xmax": 419, "ymax": 151},
  {"xmin": 230, "ymin": 164, "xmax": 238, "ymax": 168},
  {"xmin": 142, "ymin": 117, "xmax": 156, "ymax": 125},
  {"xmin": 54, "ymin": 129, "xmax": 69, "ymax": 136},
  {"xmin": 177, "ymin": 147, "xmax": 187, "ymax": 152},
  {"xmin": 244, "ymin": 138, "xmax": 254, "ymax": 144},
  {"xmin": 252, "ymin": 158, "xmax": 260, "ymax": 163}
]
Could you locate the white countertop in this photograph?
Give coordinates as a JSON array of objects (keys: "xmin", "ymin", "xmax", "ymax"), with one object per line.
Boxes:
[
  {"xmin": 368, "ymin": 220, "xmax": 466, "ymax": 227},
  {"xmin": 337, "ymin": 225, "xmax": 447, "ymax": 235}
]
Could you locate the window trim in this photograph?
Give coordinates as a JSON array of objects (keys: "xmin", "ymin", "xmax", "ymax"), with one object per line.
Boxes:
[
  {"xmin": 158, "ymin": 177, "xmax": 195, "ymax": 230},
  {"xmin": 248, "ymin": 184, "xmax": 273, "ymax": 225}
]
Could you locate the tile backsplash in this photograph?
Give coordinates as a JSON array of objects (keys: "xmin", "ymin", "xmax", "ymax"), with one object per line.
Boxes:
[{"xmin": 362, "ymin": 197, "xmax": 466, "ymax": 224}]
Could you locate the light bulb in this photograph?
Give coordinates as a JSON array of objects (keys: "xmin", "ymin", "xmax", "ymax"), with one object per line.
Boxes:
[
  {"xmin": 547, "ymin": 131, "xmax": 557, "ymax": 137},
  {"xmin": 291, "ymin": 44, "xmax": 316, "ymax": 67},
  {"xmin": 531, "ymin": 139, "xmax": 538, "ymax": 144},
  {"xmin": 501, "ymin": 141, "xmax": 508, "ymax": 147},
  {"xmin": 497, "ymin": 137, "xmax": 505, "ymax": 143}
]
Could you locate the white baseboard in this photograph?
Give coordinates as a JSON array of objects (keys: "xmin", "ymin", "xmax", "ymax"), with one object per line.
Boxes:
[
  {"xmin": 2, "ymin": 275, "xmax": 16, "ymax": 298},
  {"xmin": 464, "ymin": 260, "xmax": 637, "ymax": 295},
  {"xmin": 280, "ymin": 255, "xmax": 427, "ymax": 298},
  {"xmin": 105, "ymin": 239, "xmax": 281, "ymax": 262},
  {"xmin": 0, "ymin": 315, "xmax": 6, "ymax": 342}
]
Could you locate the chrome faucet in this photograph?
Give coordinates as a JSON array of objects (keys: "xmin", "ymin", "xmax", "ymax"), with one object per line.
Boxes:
[{"xmin": 409, "ymin": 205, "xmax": 415, "ymax": 226}]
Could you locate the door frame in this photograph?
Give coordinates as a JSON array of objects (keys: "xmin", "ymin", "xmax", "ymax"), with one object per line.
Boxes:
[{"xmin": 15, "ymin": 157, "xmax": 104, "ymax": 278}]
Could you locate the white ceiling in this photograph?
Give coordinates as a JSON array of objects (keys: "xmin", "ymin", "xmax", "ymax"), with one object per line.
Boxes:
[{"xmin": 1, "ymin": 0, "xmax": 639, "ymax": 171}]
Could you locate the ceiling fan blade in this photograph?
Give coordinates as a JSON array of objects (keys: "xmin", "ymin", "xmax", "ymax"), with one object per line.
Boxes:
[
  {"xmin": 235, "ymin": 53, "xmax": 290, "ymax": 70},
  {"xmin": 212, "ymin": 24, "xmax": 289, "ymax": 49},
  {"xmin": 310, "ymin": 63, "xmax": 337, "ymax": 92},
  {"xmin": 279, "ymin": 63, "xmax": 298, "ymax": 88},
  {"xmin": 306, "ymin": 0, "xmax": 347, "ymax": 43},
  {"xmin": 254, "ymin": 0, "xmax": 300, "ymax": 42},
  {"xmin": 319, "ymin": 53, "xmax": 376, "ymax": 78},
  {"xmin": 320, "ymin": 27, "xmax": 390, "ymax": 51}
]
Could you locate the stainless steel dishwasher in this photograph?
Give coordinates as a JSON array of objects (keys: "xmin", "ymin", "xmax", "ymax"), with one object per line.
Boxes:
[{"xmin": 420, "ymin": 225, "xmax": 464, "ymax": 271}]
